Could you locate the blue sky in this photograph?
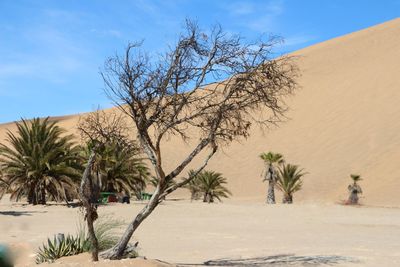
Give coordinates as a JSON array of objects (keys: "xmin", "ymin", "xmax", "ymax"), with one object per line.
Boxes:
[{"xmin": 0, "ymin": 0, "xmax": 399, "ymax": 123}]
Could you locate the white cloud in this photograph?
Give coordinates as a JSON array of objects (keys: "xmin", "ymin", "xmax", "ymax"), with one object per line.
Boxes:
[
  {"xmin": 226, "ymin": 2, "xmax": 255, "ymax": 16},
  {"xmin": 284, "ymin": 34, "xmax": 316, "ymax": 47},
  {"xmin": 224, "ymin": 0, "xmax": 285, "ymax": 33}
]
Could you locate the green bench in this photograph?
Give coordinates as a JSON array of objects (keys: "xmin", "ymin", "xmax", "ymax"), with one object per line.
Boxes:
[{"xmin": 141, "ymin": 192, "xmax": 153, "ymax": 200}]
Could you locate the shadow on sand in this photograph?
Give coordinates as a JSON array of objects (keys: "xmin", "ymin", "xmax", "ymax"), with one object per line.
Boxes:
[
  {"xmin": 177, "ymin": 254, "xmax": 358, "ymax": 266},
  {"xmin": 0, "ymin": 210, "xmax": 47, "ymax": 217}
]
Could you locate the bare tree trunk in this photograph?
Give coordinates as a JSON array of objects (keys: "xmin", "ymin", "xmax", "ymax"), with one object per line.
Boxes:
[
  {"xmin": 79, "ymin": 150, "xmax": 99, "ymax": 261},
  {"xmin": 100, "ymin": 188, "xmax": 161, "ymax": 259}
]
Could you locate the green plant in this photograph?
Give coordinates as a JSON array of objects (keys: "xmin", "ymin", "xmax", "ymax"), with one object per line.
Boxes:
[
  {"xmin": 78, "ymin": 215, "xmax": 126, "ymax": 251},
  {"xmin": 0, "ymin": 118, "xmax": 81, "ymax": 205},
  {"xmin": 185, "ymin": 170, "xmax": 231, "ymax": 203},
  {"xmin": 35, "ymin": 234, "xmax": 88, "ymax": 264},
  {"xmin": 36, "ymin": 215, "xmax": 135, "ymax": 263},
  {"xmin": 80, "ymin": 141, "xmax": 149, "ymax": 197},
  {"xmin": 184, "ymin": 170, "xmax": 203, "ymax": 201},
  {"xmin": 276, "ymin": 164, "xmax": 306, "ymax": 204}
]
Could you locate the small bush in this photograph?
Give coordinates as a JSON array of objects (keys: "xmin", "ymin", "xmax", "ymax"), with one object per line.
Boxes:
[{"xmin": 77, "ymin": 214, "xmax": 125, "ymax": 251}]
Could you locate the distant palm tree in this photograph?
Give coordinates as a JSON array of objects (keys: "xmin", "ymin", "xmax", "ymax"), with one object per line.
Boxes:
[
  {"xmin": 0, "ymin": 118, "xmax": 81, "ymax": 205},
  {"xmin": 276, "ymin": 164, "xmax": 305, "ymax": 204},
  {"xmin": 185, "ymin": 170, "xmax": 231, "ymax": 203},
  {"xmin": 184, "ymin": 170, "xmax": 202, "ymax": 201},
  {"xmin": 260, "ymin": 152, "xmax": 284, "ymax": 204},
  {"xmin": 81, "ymin": 141, "xmax": 149, "ymax": 198},
  {"xmin": 347, "ymin": 174, "xmax": 362, "ymax": 205}
]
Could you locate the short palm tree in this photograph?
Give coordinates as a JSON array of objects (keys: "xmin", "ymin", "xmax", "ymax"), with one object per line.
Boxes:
[
  {"xmin": 347, "ymin": 174, "xmax": 362, "ymax": 205},
  {"xmin": 184, "ymin": 170, "xmax": 202, "ymax": 201},
  {"xmin": 81, "ymin": 141, "xmax": 149, "ymax": 198},
  {"xmin": 0, "ymin": 118, "xmax": 81, "ymax": 205},
  {"xmin": 260, "ymin": 152, "xmax": 284, "ymax": 204},
  {"xmin": 185, "ymin": 170, "xmax": 231, "ymax": 203},
  {"xmin": 276, "ymin": 164, "xmax": 305, "ymax": 204}
]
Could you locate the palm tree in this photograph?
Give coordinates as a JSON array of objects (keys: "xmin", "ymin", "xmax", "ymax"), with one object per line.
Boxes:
[
  {"xmin": 184, "ymin": 170, "xmax": 202, "ymax": 201},
  {"xmin": 185, "ymin": 170, "xmax": 231, "ymax": 203},
  {"xmin": 259, "ymin": 152, "xmax": 284, "ymax": 204},
  {"xmin": 347, "ymin": 174, "xmax": 362, "ymax": 205},
  {"xmin": 81, "ymin": 141, "xmax": 149, "ymax": 199},
  {"xmin": 276, "ymin": 164, "xmax": 305, "ymax": 204},
  {"xmin": 0, "ymin": 118, "xmax": 81, "ymax": 205}
]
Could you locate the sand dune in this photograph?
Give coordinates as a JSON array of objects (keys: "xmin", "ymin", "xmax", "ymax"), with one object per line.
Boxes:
[{"xmin": 1, "ymin": 18, "xmax": 400, "ymax": 206}]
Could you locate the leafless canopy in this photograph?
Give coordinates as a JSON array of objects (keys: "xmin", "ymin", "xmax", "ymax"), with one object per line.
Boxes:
[
  {"xmin": 102, "ymin": 20, "xmax": 297, "ymax": 196},
  {"xmin": 99, "ymin": 20, "xmax": 298, "ymax": 259}
]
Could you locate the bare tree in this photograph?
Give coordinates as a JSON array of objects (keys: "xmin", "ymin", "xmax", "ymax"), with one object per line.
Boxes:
[
  {"xmin": 77, "ymin": 110, "xmax": 143, "ymax": 260},
  {"xmin": 78, "ymin": 109, "xmax": 134, "ymax": 148},
  {"xmin": 99, "ymin": 20, "xmax": 298, "ymax": 259},
  {"xmin": 79, "ymin": 150, "xmax": 99, "ymax": 261}
]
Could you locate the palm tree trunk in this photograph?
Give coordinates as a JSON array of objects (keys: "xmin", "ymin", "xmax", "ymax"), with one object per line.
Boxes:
[
  {"xmin": 266, "ymin": 165, "xmax": 276, "ymax": 204},
  {"xmin": 28, "ymin": 183, "xmax": 37, "ymax": 205},
  {"xmin": 203, "ymin": 192, "xmax": 213, "ymax": 203},
  {"xmin": 282, "ymin": 194, "xmax": 293, "ymax": 204},
  {"xmin": 39, "ymin": 182, "xmax": 46, "ymax": 205},
  {"xmin": 348, "ymin": 192, "xmax": 359, "ymax": 205},
  {"xmin": 267, "ymin": 180, "xmax": 276, "ymax": 204}
]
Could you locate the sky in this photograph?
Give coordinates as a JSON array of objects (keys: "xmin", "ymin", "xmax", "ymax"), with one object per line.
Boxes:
[{"xmin": 0, "ymin": 0, "xmax": 399, "ymax": 123}]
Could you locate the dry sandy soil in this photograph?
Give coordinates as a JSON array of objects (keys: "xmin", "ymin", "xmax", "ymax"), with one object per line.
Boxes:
[{"xmin": 1, "ymin": 199, "xmax": 400, "ymax": 267}]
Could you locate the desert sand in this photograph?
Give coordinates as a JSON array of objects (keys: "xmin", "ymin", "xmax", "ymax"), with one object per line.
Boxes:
[
  {"xmin": 1, "ymin": 199, "xmax": 400, "ymax": 266},
  {"xmin": 1, "ymin": 18, "xmax": 400, "ymax": 267}
]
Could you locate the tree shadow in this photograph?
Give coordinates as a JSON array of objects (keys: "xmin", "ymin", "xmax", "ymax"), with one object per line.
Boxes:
[
  {"xmin": 0, "ymin": 210, "xmax": 47, "ymax": 217},
  {"xmin": 178, "ymin": 254, "xmax": 359, "ymax": 266}
]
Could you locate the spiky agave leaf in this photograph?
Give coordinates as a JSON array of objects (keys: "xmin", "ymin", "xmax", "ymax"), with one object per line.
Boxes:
[{"xmin": 35, "ymin": 234, "xmax": 86, "ymax": 264}]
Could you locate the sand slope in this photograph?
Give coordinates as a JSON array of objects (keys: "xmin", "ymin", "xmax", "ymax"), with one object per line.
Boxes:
[{"xmin": 1, "ymin": 18, "xmax": 400, "ymax": 206}]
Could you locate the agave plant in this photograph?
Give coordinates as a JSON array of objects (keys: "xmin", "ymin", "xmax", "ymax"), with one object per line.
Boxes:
[
  {"xmin": 347, "ymin": 174, "xmax": 362, "ymax": 205},
  {"xmin": 260, "ymin": 152, "xmax": 284, "ymax": 204},
  {"xmin": 276, "ymin": 164, "xmax": 306, "ymax": 204},
  {"xmin": 185, "ymin": 170, "xmax": 231, "ymax": 203},
  {"xmin": 36, "ymin": 215, "xmax": 134, "ymax": 263},
  {"xmin": 0, "ymin": 118, "xmax": 82, "ymax": 205},
  {"xmin": 35, "ymin": 234, "xmax": 88, "ymax": 264}
]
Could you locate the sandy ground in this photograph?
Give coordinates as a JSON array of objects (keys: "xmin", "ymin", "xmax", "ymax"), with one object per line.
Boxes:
[{"xmin": 1, "ymin": 199, "xmax": 400, "ymax": 267}]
